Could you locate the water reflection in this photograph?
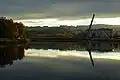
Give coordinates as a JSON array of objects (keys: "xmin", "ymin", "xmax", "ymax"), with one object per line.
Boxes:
[
  {"xmin": 1, "ymin": 41, "xmax": 120, "ymax": 67},
  {"xmin": 0, "ymin": 44, "xmax": 25, "ymax": 67},
  {"xmin": 86, "ymin": 41, "xmax": 120, "ymax": 52},
  {"xmin": 29, "ymin": 41, "xmax": 120, "ymax": 52},
  {"xmin": 28, "ymin": 41, "xmax": 120, "ymax": 66}
]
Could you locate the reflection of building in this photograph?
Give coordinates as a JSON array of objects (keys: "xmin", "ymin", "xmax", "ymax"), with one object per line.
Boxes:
[
  {"xmin": 87, "ymin": 41, "xmax": 113, "ymax": 52},
  {"xmin": 113, "ymin": 42, "xmax": 120, "ymax": 52},
  {"xmin": 86, "ymin": 41, "xmax": 120, "ymax": 52},
  {"xmin": 87, "ymin": 28, "xmax": 113, "ymax": 39}
]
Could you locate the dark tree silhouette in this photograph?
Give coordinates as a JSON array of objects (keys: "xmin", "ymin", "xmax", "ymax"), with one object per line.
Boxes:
[
  {"xmin": 0, "ymin": 17, "xmax": 26, "ymax": 41},
  {"xmin": 0, "ymin": 45, "xmax": 25, "ymax": 68}
]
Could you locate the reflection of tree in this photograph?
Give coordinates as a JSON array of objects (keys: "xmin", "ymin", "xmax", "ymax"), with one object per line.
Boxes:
[
  {"xmin": 0, "ymin": 45, "xmax": 25, "ymax": 68},
  {"xmin": 31, "ymin": 42, "xmax": 86, "ymax": 50},
  {"xmin": 18, "ymin": 45, "xmax": 25, "ymax": 60}
]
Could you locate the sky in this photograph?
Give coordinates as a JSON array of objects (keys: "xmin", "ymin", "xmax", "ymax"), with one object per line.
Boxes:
[
  {"xmin": 1, "ymin": 0, "xmax": 120, "ymax": 26},
  {"xmin": 26, "ymin": 49, "xmax": 120, "ymax": 60}
]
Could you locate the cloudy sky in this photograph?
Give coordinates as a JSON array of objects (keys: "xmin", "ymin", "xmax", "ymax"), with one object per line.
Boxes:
[{"xmin": 1, "ymin": 0, "xmax": 120, "ymax": 26}]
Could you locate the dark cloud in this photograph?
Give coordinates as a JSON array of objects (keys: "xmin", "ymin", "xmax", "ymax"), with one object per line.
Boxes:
[{"xmin": 0, "ymin": 0, "xmax": 120, "ymax": 19}]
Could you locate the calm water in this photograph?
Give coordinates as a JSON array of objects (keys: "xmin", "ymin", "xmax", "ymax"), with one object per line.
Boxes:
[{"xmin": 1, "ymin": 41, "xmax": 120, "ymax": 80}]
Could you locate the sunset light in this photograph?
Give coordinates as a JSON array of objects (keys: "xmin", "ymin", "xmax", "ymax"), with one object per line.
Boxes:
[{"xmin": 15, "ymin": 17, "xmax": 120, "ymax": 27}]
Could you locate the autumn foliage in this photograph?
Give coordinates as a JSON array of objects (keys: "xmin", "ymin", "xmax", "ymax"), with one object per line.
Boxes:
[{"xmin": 0, "ymin": 17, "xmax": 26, "ymax": 41}]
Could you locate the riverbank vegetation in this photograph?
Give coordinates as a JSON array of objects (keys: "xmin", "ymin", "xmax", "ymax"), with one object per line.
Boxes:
[{"xmin": 0, "ymin": 17, "xmax": 27, "ymax": 42}]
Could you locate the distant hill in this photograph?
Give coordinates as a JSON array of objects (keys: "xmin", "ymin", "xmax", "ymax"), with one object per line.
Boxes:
[
  {"xmin": 76, "ymin": 24, "xmax": 120, "ymax": 30},
  {"xmin": 26, "ymin": 24, "xmax": 120, "ymax": 30}
]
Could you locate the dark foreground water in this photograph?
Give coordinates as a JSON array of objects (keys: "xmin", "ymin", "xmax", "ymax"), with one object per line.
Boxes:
[
  {"xmin": 1, "ymin": 56, "xmax": 120, "ymax": 80},
  {"xmin": 1, "ymin": 42, "xmax": 120, "ymax": 80}
]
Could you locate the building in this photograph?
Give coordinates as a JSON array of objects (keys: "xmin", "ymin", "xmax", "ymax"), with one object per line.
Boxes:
[{"xmin": 86, "ymin": 28, "xmax": 113, "ymax": 39}]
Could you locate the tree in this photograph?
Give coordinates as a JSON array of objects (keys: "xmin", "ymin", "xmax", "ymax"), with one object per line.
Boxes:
[
  {"xmin": 0, "ymin": 17, "xmax": 26, "ymax": 41},
  {"xmin": 15, "ymin": 22, "xmax": 26, "ymax": 40}
]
